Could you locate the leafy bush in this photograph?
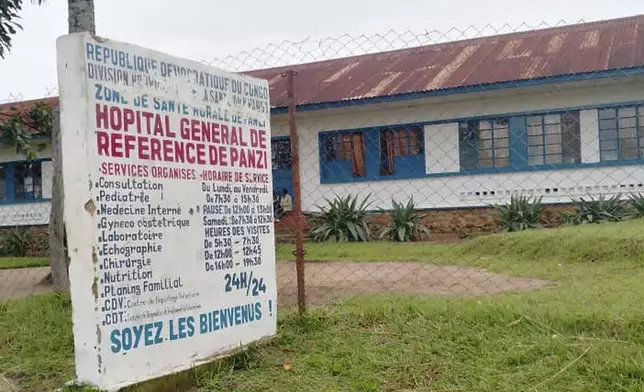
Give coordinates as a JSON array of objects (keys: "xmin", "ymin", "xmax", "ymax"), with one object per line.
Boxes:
[
  {"xmin": 35, "ymin": 233, "xmax": 49, "ymax": 255},
  {"xmin": 495, "ymin": 194, "xmax": 544, "ymax": 232},
  {"xmin": 629, "ymin": 193, "xmax": 644, "ymax": 218},
  {"xmin": 1, "ymin": 227, "xmax": 33, "ymax": 257},
  {"xmin": 309, "ymin": 194, "xmax": 372, "ymax": 242},
  {"xmin": 379, "ymin": 198, "xmax": 430, "ymax": 242},
  {"xmin": 561, "ymin": 194, "xmax": 631, "ymax": 225}
]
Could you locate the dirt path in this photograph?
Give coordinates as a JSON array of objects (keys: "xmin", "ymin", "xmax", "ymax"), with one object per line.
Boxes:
[
  {"xmin": 0, "ymin": 267, "xmax": 51, "ymax": 300},
  {"xmin": 0, "ymin": 262, "xmax": 549, "ymax": 304},
  {"xmin": 275, "ymin": 261, "xmax": 550, "ymax": 305}
]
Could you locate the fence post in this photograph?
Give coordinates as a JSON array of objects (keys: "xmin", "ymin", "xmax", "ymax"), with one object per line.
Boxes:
[{"xmin": 282, "ymin": 70, "xmax": 306, "ymax": 314}]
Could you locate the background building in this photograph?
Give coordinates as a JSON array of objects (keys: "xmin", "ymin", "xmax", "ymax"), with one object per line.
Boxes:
[
  {"xmin": 256, "ymin": 15, "xmax": 644, "ymax": 216},
  {"xmin": 3, "ymin": 15, "xmax": 644, "ymax": 229}
]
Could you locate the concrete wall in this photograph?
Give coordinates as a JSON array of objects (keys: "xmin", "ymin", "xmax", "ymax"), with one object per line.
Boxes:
[{"xmin": 271, "ymin": 76, "xmax": 644, "ymax": 211}]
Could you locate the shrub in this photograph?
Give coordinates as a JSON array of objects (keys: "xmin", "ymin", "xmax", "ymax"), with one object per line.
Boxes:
[
  {"xmin": 629, "ymin": 193, "xmax": 644, "ymax": 218},
  {"xmin": 309, "ymin": 194, "xmax": 372, "ymax": 242},
  {"xmin": 495, "ymin": 194, "xmax": 544, "ymax": 232},
  {"xmin": 379, "ymin": 197, "xmax": 430, "ymax": 242},
  {"xmin": 1, "ymin": 227, "xmax": 33, "ymax": 257},
  {"xmin": 31, "ymin": 232, "xmax": 49, "ymax": 256},
  {"xmin": 561, "ymin": 194, "xmax": 631, "ymax": 225}
]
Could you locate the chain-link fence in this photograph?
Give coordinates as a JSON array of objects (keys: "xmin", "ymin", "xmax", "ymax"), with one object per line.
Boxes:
[
  {"xmin": 0, "ymin": 91, "xmax": 56, "ymax": 300},
  {"xmin": 3, "ymin": 16, "xmax": 644, "ymax": 390},
  {"xmin": 206, "ymin": 16, "xmax": 644, "ymax": 310}
]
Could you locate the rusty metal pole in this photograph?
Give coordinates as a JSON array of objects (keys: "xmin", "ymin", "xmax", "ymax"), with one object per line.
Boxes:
[{"xmin": 282, "ymin": 70, "xmax": 306, "ymax": 314}]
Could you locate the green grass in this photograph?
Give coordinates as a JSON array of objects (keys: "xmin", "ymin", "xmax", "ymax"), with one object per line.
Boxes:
[
  {"xmin": 278, "ymin": 218, "xmax": 644, "ymax": 286},
  {"xmin": 0, "ymin": 257, "xmax": 48, "ymax": 270},
  {"xmin": 4, "ymin": 220, "xmax": 644, "ymax": 391},
  {"xmin": 0, "ymin": 294, "xmax": 75, "ymax": 391}
]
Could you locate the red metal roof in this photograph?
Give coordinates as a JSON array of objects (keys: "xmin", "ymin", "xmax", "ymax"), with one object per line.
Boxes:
[
  {"xmin": 245, "ymin": 15, "xmax": 644, "ymax": 108},
  {"xmin": 4, "ymin": 16, "xmax": 644, "ymax": 113}
]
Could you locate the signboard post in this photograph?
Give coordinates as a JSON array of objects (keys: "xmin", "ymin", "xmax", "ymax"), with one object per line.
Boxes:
[{"xmin": 56, "ymin": 32, "xmax": 276, "ymax": 390}]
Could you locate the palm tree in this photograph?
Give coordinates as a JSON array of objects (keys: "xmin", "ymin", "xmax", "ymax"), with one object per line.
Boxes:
[
  {"xmin": 0, "ymin": 0, "xmax": 93, "ymax": 58},
  {"xmin": 0, "ymin": 0, "xmax": 95, "ymax": 289},
  {"xmin": 67, "ymin": 0, "xmax": 94, "ymax": 33},
  {"xmin": 0, "ymin": 1, "xmax": 44, "ymax": 58},
  {"xmin": 48, "ymin": 0, "xmax": 95, "ymax": 290}
]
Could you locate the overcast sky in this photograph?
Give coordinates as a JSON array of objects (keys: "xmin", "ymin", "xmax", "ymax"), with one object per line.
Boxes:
[{"xmin": 1, "ymin": 0, "xmax": 643, "ymax": 101}]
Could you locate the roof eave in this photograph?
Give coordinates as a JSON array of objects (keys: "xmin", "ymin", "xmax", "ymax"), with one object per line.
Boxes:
[{"xmin": 270, "ymin": 66, "xmax": 644, "ymax": 115}]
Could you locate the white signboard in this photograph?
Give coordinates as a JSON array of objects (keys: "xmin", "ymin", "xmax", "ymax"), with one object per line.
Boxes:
[{"xmin": 56, "ymin": 33, "xmax": 276, "ymax": 390}]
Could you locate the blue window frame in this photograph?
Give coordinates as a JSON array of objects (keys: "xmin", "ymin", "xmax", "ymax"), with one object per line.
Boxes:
[
  {"xmin": 321, "ymin": 131, "xmax": 365, "ymax": 181},
  {"xmin": 271, "ymin": 138, "xmax": 292, "ymax": 170},
  {"xmin": 14, "ymin": 161, "xmax": 42, "ymax": 201},
  {"xmin": 379, "ymin": 126, "xmax": 423, "ymax": 176},
  {"xmin": 318, "ymin": 101, "xmax": 644, "ymax": 183},
  {"xmin": 526, "ymin": 112, "xmax": 581, "ymax": 165},
  {"xmin": 0, "ymin": 167, "xmax": 6, "ymax": 202},
  {"xmin": 319, "ymin": 126, "xmax": 426, "ymax": 183},
  {"xmin": 598, "ymin": 106, "xmax": 644, "ymax": 161},
  {"xmin": 458, "ymin": 119, "xmax": 510, "ymax": 170},
  {"xmin": 323, "ymin": 132, "xmax": 357, "ymax": 163},
  {"xmin": 0, "ymin": 160, "xmax": 46, "ymax": 204}
]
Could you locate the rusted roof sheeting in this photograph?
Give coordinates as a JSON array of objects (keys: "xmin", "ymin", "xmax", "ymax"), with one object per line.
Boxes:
[{"xmin": 246, "ymin": 15, "xmax": 644, "ymax": 109}]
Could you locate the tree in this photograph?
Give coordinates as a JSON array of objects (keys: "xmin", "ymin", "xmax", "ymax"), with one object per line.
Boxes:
[
  {"xmin": 0, "ymin": 0, "xmax": 95, "ymax": 290},
  {"xmin": 49, "ymin": 0, "xmax": 96, "ymax": 290},
  {"xmin": 1, "ymin": 0, "xmax": 94, "ymax": 57},
  {"xmin": 0, "ymin": 0, "xmax": 45, "ymax": 58},
  {"xmin": 67, "ymin": 0, "xmax": 95, "ymax": 34}
]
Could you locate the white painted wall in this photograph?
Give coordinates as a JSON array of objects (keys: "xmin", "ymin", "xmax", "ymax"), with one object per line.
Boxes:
[
  {"xmin": 272, "ymin": 75, "xmax": 644, "ymax": 211},
  {"xmin": 3, "ymin": 75, "xmax": 644, "ymax": 225}
]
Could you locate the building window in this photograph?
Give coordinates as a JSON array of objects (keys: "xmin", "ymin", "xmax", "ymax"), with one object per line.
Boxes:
[
  {"xmin": 271, "ymin": 139, "xmax": 292, "ymax": 170},
  {"xmin": 0, "ymin": 160, "xmax": 46, "ymax": 203},
  {"xmin": 526, "ymin": 112, "xmax": 581, "ymax": 165},
  {"xmin": 323, "ymin": 134, "xmax": 352, "ymax": 161},
  {"xmin": 380, "ymin": 127, "xmax": 423, "ymax": 175},
  {"xmin": 323, "ymin": 132, "xmax": 365, "ymax": 177},
  {"xmin": 0, "ymin": 168, "xmax": 6, "ymax": 202},
  {"xmin": 459, "ymin": 119, "xmax": 510, "ymax": 170},
  {"xmin": 599, "ymin": 106, "xmax": 644, "ymax": 161},
  {"xmin": 14, "ymin": 161, "xmax": 42, "ymax": 201}
]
